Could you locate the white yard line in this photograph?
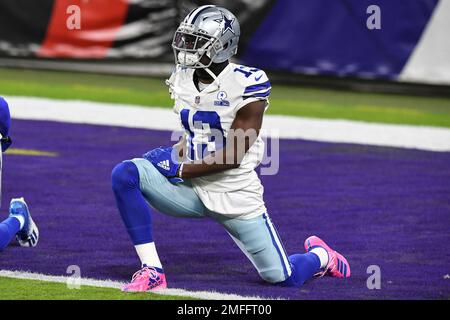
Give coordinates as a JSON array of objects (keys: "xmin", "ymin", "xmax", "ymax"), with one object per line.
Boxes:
[
  {"xmin": 0, "ymin": 270, "xmax": 266, "ymax": 300},
  {"xmin": 6, "ymin": 95, "xmax": 450, "ymax": 152}
]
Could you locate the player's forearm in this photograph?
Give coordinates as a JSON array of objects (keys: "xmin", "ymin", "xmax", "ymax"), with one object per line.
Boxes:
[
  {"xmin": 180, "ymin": 136, "xmax": 251, "ymax": 179},
  {"xmin": 180, "ymin": 161, "xmax": 238, "ymax": 179}
]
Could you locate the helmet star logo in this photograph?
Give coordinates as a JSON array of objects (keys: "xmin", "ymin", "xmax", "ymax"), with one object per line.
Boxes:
[{"xmin": 215, "ymin": 13, "xmax": 235, "ymax": 35}]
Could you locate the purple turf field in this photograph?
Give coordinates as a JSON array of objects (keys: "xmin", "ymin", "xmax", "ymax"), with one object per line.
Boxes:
[{"xmin": 1, "ymin": 119, "xmax": 449, "ymax": 299}]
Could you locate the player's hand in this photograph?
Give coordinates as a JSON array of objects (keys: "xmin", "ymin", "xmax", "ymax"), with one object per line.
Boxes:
[
  {"xmin": 1, "ymin": 136, "xmax": 12, "ymax": 152},
  {"xmin": 143, "ymin": 147, "xmax": 183, "ymax": 184},
  {"xmin": 142, "ymin": 147, "xmax": 163, "ymax": 161}
]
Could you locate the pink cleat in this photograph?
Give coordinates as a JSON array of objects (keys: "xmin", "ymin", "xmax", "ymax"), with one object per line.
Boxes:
[
  {"xmin": 304, "ymin": 235, "xmax": 351, "ymax": 278},
  {"xmin": 122, "ymin": 265, "xmax": 167, "ymax": 292}
]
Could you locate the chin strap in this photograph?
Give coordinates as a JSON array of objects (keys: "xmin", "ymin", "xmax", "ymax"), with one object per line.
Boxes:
[
  {"xmin": 204, "ymin": 67, "xmax": 218, "ymax": 82},
  {"xmin": 202, "ymin": 66, "xmax": 221, "ymax": 91},
  {"xmin": 167, "ymin": 62, "xmax": 221, "ymax": 94}
]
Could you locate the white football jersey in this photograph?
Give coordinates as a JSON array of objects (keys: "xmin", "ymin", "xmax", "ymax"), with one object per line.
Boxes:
[{"xmin": 166, "ymin": 63, "xmax": 271, "ymax": 219}]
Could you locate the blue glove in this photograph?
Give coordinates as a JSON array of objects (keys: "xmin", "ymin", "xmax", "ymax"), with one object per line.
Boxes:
[{"xmin": 143, "ymin": 147, "xmax": 183, "ymax": 184}]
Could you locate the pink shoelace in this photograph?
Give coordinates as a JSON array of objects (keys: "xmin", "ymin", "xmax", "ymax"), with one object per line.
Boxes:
[{"xmin": 130, "ymin": 266, "xmax": 160, "ymax": 283}]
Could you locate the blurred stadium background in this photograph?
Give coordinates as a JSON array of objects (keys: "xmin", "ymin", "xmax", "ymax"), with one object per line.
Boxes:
[
  {"xmin": 0, "ymin": 0, "xmax": 449, "ymax": 300},
  {"xmin": 1, "ymin": 0, "xmax": 450, "ymax": 89}
]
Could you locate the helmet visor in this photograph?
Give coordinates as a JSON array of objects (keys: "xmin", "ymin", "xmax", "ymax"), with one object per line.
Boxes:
[{"xmin": 173, "ymin": 31, "xmax": 212, "ymax": 52}]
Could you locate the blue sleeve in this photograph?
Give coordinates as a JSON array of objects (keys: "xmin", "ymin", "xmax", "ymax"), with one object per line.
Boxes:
[
  {"xmin": 0, "ymin": 97, "xmax": 11, "ymax": 138},
  {"xmin": 0, "ymin": 97, "xmax": 12, "ymax": 152}
]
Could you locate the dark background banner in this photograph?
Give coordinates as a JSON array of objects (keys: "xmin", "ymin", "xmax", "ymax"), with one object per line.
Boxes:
[
  {"xmin": 0, "ymin": 0, "xmax": 54, "ymax": 57},
  {"xmin": 0, "ymin": 0, "xmax": 274, "ymax": 60}
]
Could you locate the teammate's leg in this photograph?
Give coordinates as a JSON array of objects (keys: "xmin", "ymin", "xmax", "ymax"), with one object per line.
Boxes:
[
  {"xmin": 111, "ymin": 158, "xmax": 206, "ymax": 291},
  {"xmin": 212, "ymin": 212, "xmax": 344, "ymax": 287},
  {"xmin": 0, "ymin": 198, "xmax": 39, "ymax": 251},
  {"xmin": 0, "ymin": 217, "xmax": 22, "ymax": 251}
]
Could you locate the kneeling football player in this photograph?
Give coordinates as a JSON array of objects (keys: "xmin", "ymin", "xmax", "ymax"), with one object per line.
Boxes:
[
  {"xmin": 112, "ymin": 6, "xmax": 350, "ymax": 291},
  {"xmin": 0, "ymin": 97, "xmax": 39, "ymax": 251}
]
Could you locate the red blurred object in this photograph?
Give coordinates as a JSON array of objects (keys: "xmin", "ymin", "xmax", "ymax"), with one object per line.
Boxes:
[{"xmin": 38, "ymin": 0, "xmax": 129, "ymax": 58}]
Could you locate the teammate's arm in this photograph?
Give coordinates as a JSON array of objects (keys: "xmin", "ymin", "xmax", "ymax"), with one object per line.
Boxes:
[{"xmin": 180, "ymin": 100, "xmax": 265, "ymax": 179}]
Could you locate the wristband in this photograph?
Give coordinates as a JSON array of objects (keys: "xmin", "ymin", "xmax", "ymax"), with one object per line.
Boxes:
[{"xmin": 178, "ymin": 162, "xmax": 184, "ymax": 179}]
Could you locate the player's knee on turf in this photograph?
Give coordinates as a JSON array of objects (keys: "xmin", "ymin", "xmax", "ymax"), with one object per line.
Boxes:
[
  {"xmin": 227, "ymin": 217, "xmax": 289, "ymax": 285},
  {"xmin": 111, "ymin": 161, "xmax": 140, "ymax": 192},
  {"xmin": 258, "ymin": 267, "xmax": 287, "ymax": 284},
  {"xmin": 242, "ymin": 237, "xmax": 287, "ymax": 284}
]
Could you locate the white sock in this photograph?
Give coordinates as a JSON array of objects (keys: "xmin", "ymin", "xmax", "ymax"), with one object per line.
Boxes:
[
  {"xmin": 135, "ymin": 242, "xmax": 162, "ymax": 269},
  {"xmin": 12, "ymin": 215, "xmax": 25, "ymax": 230},
  {"xmin": 310, "ymin": 247, "xmax": 329, "ymax": 268}
]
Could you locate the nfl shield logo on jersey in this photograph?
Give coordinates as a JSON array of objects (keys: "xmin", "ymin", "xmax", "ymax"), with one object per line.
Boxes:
[{"xmin": 214, "ymin": 91, "xmax": 230, "ymax": 106}]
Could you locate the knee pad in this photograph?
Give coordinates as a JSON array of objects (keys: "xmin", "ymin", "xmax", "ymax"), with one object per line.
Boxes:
[{"xmin": 111, "ymin": 161, "xmax": 139, "ymax": 192}]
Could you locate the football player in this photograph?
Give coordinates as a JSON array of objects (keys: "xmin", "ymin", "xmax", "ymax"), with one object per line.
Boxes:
[
  {"xmin": 0, "ymin": 97, "xmax": 39, "ymax": 251},
  {"xmin": 112, "ymin": 5, "xmax": 350, "ymax": 292}
]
